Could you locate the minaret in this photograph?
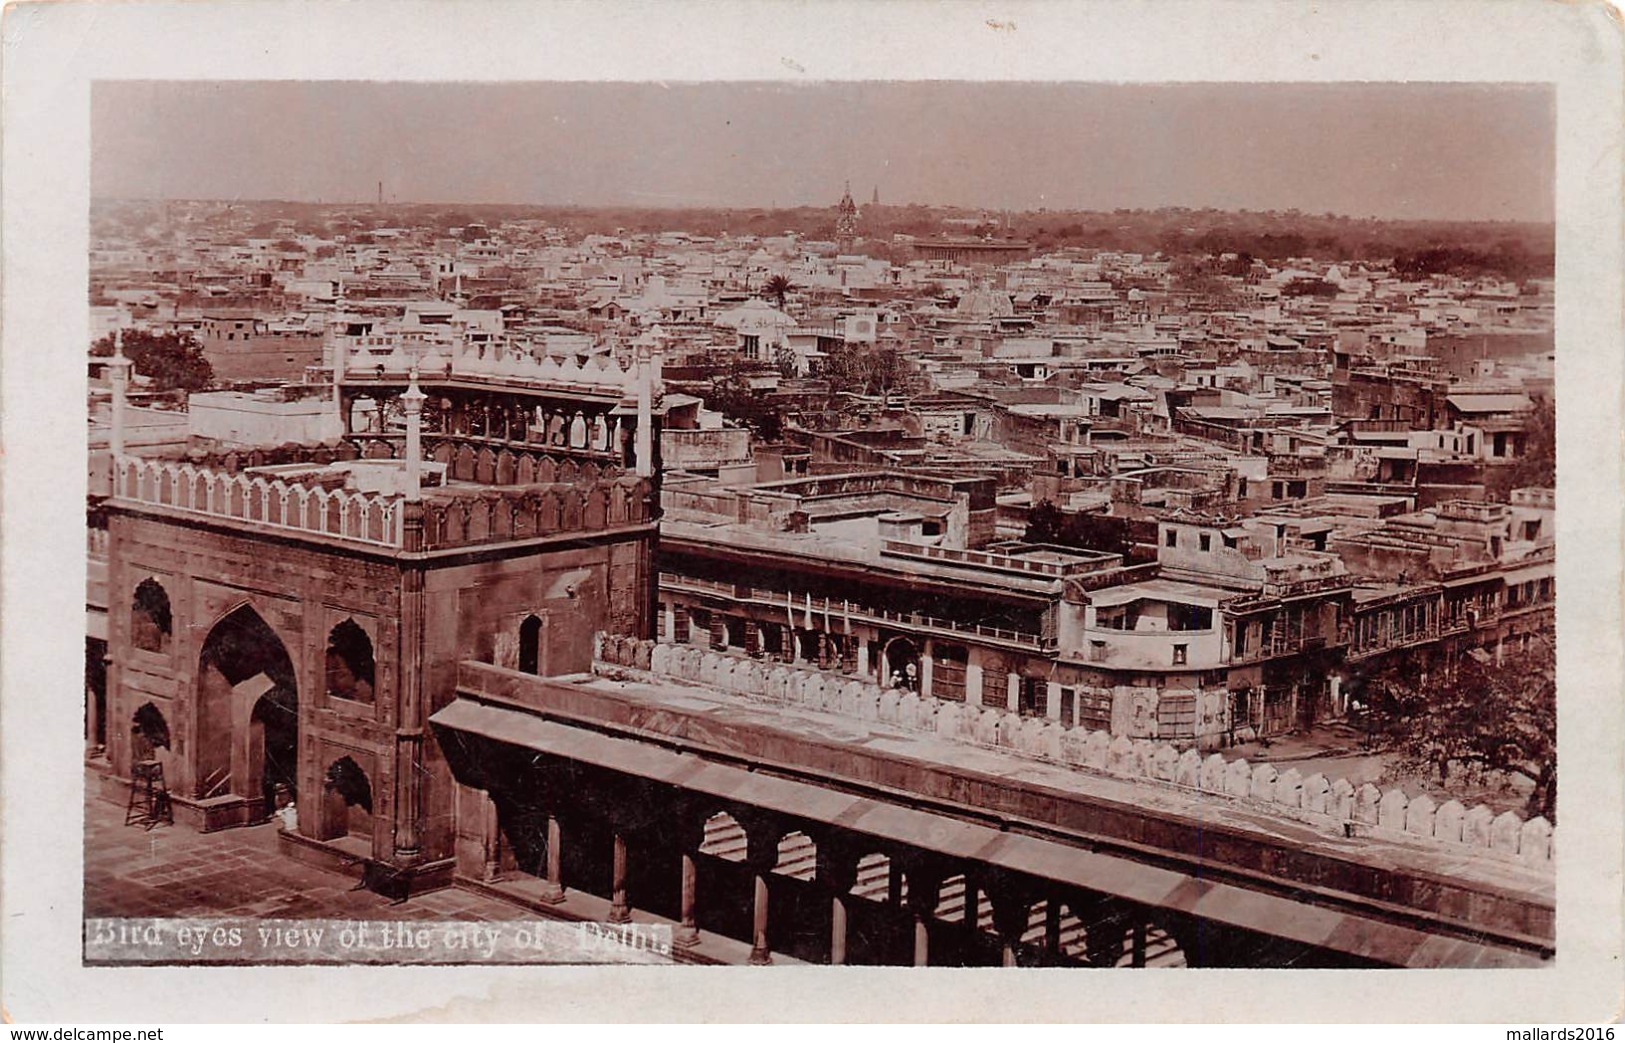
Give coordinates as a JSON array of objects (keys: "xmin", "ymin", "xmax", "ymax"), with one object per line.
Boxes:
[
  {"xmin": 635, "ymin": 348, "xmax": 654, "ymax": 478},
  {"xmin": 836, "ymin": 181, "xmax": 858, "ymax": 251},
  {"xmin": 331, "ymin": 267, "xmax": 348, "ymax": 434},
  {"xmin": 107, "ymin": 325, "xmax": 132, "ymax": 461},
  {"xmin": 402, "ymin": 364, "xmax": 425, "ymax": 501}
]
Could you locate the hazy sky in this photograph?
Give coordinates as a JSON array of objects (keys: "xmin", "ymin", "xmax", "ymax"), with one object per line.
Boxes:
[{"xmin": 92, "ymin": 81, "xmax": 1554, "ymax": 221}]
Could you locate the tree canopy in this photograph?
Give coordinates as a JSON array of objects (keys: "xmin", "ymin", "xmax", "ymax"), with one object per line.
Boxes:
[
  {"xmin": 92, "ymin": 328, "xmax": 215, "ymax": 393},
  {"xmin": 1356, "ymin": 637, "xmax": 1555, "ymax": 820},
  {"xmin": 1021, "ymin": 498, "xmax": 1133, "ymax": 557},
  {"xmin": 704, "ymin": 362, "xmax": 783, "ymax": 441},
  {"xmin": 820, "ymin": 343, "xmax": 914, "ymax": 404},
  {"xmin": 760, "ymin": 274, "xmax": 794, "ymax": 309}
]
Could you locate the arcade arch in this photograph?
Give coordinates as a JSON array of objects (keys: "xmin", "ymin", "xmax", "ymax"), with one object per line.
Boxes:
[{"xmin": 196, "ymin": 604, "xmax": 298, "ymax": 813}]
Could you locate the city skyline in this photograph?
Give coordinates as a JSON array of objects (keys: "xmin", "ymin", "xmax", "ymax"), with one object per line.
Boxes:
[{"xmin": 92, "ymin": 81, "xmax": 1554, "ymax": 223}]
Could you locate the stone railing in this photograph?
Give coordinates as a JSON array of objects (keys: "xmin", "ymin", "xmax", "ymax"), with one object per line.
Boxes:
[
  {"xmin": 348, "ymin": 433, "xmax": 622, "ymax": 473},
  {"xmin": 880, "ymin": 540, "xmax": 1070, "ymax": 580},
  {"xmin": 594, "ymin": 635, "xmax": 1554, "ymax": 869},
  {"xmin": 343, "ymin": 339, "xmax": 635, "ymax": 393},
  {"xmin": 420, "ymin": 477, "xmax": 655, "ymax": 551},
  {"xmin": 162, "ymin": 437, "xmax": 622, "ymax": 485},
  {"xmin": 112, "ymin": 454, "xmax": 403, "ymax": 548},
  {"xmin": 656, "ymin": 575, "xmax": 1055, "ymax": 651}
]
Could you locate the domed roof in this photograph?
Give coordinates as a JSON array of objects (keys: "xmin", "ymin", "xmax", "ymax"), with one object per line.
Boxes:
[
  {"xmin": 715, "ymin": 297, "xmax": 795, "ymax": 332},
  {"xmin": 954, "ymin": 287, "xmax": 1015, "ymax": 320}
]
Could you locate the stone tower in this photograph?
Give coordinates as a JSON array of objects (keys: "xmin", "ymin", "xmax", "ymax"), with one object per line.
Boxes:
[{"xmin": 835, "ymin": 181, "xmax": 859, "ymax": 251}]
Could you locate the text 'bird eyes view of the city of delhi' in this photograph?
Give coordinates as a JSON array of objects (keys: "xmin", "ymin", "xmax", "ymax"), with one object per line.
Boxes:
[{"xmin": 86, "ymin": 122, "xmax": 1555, "ymax": 969}]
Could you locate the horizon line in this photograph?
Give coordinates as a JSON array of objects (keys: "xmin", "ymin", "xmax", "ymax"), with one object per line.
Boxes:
[{"xmin": 90, "ymin": 196, "xmax": 1555, "ymax": 227}]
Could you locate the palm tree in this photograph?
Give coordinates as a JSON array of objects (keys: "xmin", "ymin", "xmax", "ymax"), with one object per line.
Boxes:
[{"xmin": 762, "ymin": 273, "xmax": 794, "ymax": 310}]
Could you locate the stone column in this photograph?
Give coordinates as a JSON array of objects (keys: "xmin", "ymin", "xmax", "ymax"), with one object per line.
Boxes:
[
  {"xmin": 541, "ymin": 814, "xmax": 565, "ymax": 904},
  {"xmin": 989, "ymin": 890, "xmax": 1030, "ymax": 968},
  {"xmin": 107, "ymin": 329, "xmax": 131, "ymax": 462},
  {"xmin": 663, "ymin": 603, "xmax": 676, "ymax": 643},
  {"xmin": 750, "ymin": 870, "xmax": 772, "ymax": 965},
  {"xmin": 402, "ymin": 367, "xmax": 425, "ymax": 501},
  {"xmin": 676, "ymin": 850, "xmax": 700, "ymax": 947},
  {"xmin": 609, "ymin": 832, "xmax": 631, "ymax": 924},
  {"xmin": 856, "ymin": 640, "xmax": 870, "ymax": 678},
  {"xmin": 919, "ymin": 653, "xmax": 933, "ymax": 697},
  {"xmin": 1046, "ymin": 681, "xmax": 1063, "ymax": 721},
  {"xmin": 635, "ymin": 350, "xmax": 654, "ymax": 478},
  {"xmin": 482, "ymin": 792, "xmax": 503, "ymax": 882},
  {"xmin": 1006, "ymin": 672, "xmax": 1021, "ymax": 713},
  {"xmin": 330, "ymin": 285, "xmax": 346, "ymax": 432},
  {"xmin": 393, "ymin": 558, "xmax": 426, "ymax": 860},
  {"xmin": 745, "ymin": 827, "xmax": 777, "ymax": 965},
  {"xmin": 905, "ymin": 867, "xmax": 943, "ymax": 968},
  {"xmin": 965, "ymin": 662, "xmax": 983, "ymax": 703},
  {"xmin": 816, "ymin": 845, "xmax": 857, "ymax": 966}
]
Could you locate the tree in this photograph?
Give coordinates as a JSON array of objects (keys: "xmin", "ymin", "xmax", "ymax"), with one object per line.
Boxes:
[
  {"xmin": 1360, "ymin": 639, "xmax": 1556, "ymax": 820},
  {"xmin": 773, "ymin": 342, "xmax": 799, "ymax": 380},
  {"xmin": 761, "ymin": 273, "xmax": 795, "ymax": 309},
  {"xmin": 1281, "ymin": 277, "xmax": 1340, "ymax": 298},
  {"xmin": 819, "ymin": 343, "xmax": 916, "ymax": 405},
  {"xmin": 705, "ymin": 362, "xmax": 783, "ymax": 441},
  {"xmin": 1024, "ymin": 499, "xmax": 1065, "ymax": 545},
  {"xmin": 91, "ymin": 328, "xmax": 214, "ymax": 393},
  {"xmin": 1507, "ymin": 398, "xmax": 1555, "ymax": 490},
  {"xmin": 867, "ymin": 347, "xmax": 908, "ymax": 404}
]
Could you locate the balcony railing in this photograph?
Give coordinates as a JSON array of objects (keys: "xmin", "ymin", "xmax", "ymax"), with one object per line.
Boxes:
[
  {"xmin": 880, "ymin": 539, "xmax": 1080, "ymax": 580},
  {"xmin": 658, "ymin": 572, "xmax": 1056, "ymax": 651}
]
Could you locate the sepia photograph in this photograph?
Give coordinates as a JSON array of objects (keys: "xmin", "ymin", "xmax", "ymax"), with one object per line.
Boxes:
[
  {"xmin": 82, "ymin": 79, "xmax": 1561, "ymax": 971},
  {"xmin": 4, "ymin": 0, "xmax": 1622, "ymax": 1027}
]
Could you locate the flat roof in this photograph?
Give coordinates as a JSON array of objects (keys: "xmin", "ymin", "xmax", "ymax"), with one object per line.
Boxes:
[{"xmin": 1086, "ymin": 578, "xmax": 1228, "ymax": 608}]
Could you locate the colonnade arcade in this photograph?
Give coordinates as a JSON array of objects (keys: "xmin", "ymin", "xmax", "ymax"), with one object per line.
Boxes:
[
  {"xmin": 339, "ymin": 383, "xmax": 646, "ymax": 472},
  {"xmin": 437, "ymin": 725, "xmax": 1377, "ymax": 968},
  {"xmin": 665, "ymin": 603, "xmax": 1038, "ymax": 713}
]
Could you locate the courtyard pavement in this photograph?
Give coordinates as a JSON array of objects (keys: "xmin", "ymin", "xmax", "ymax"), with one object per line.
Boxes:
[{"xmin": 83, "ymin": 779, "xmax": 531, "ymax": 923}]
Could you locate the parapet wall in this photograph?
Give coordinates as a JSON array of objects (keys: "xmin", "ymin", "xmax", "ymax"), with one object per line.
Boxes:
[
  {"xmin": 111, "ymin": 454, "xmax": 655, "ymax": 553},
  {"xmin": 594, "ymin": 634, "xmax": 1554, "ymax": 870},
  {"xmin": 113, "ymin": 454, "xmax": 404, "ymax": 548},
  {"xmin": 420, "ymin": 478, "xmax": 655, "ymax": 550}
]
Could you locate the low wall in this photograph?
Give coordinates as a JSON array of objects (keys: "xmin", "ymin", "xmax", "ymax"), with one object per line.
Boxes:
[{"xmin": 594, "ymin": 634, "xmax": 1554, "ymax": 870}]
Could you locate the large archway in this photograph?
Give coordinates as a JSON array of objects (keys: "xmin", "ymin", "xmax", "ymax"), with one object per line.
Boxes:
[{"xmin": 196, "ymin": 604, "xmax": 298, "ymax": 815}]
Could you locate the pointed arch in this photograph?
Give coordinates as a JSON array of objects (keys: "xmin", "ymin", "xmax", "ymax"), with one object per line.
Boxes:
[
  {"xmin": 325, "ymin": 618, "xmax": 376, "ymax": 703},
  {"xmin": 130, "ymin": 578, "xmax": 172, "ymax": 653},
  {"xmin": 518, "ymin": 614, "xmax": 543, "ymax": 675},
  {"xmin": 319, "ymin": 755, "xmax": 374, "ymax": 841}
]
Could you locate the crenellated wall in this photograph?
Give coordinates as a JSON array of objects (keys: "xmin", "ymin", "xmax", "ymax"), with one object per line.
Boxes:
[
  {"xmin": 111, "ymin": 455, "xmax": 655, "ymax": 554},
  {"xmin": 419, "ymin": 478, "xmax": 655, "ymax": 551},
  {"xmin": 114, "ymin": 454, "xmax": 404, "ymax": 548},
  {"xmin": 594, "ymin": 635, "xmax": 1555, "ymax": 869}
]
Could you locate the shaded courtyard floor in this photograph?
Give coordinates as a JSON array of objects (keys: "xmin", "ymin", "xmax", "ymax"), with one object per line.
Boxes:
[{"xmin": 83, "ymin": 778, "xmax": 531, "ymax": 923}]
